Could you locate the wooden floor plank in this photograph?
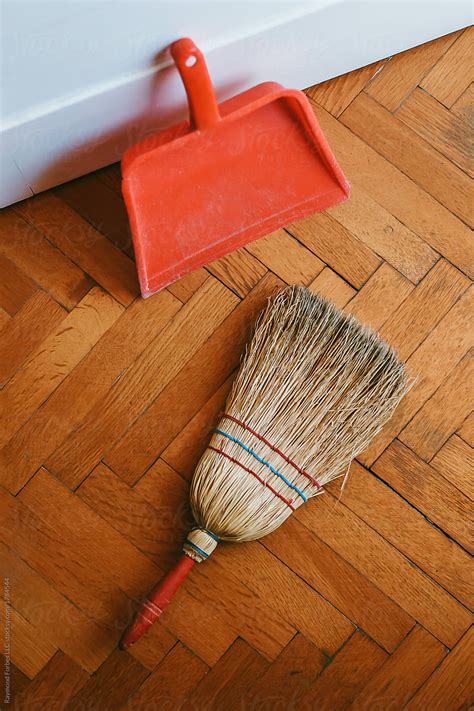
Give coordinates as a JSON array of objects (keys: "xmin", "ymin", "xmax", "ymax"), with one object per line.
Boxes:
[
  {"xmin": 166, "ymin": 267, "xmax": 208, "ymax": 302},
  {"xmin": 127, "ymin": 643, "xmax": 208, "ymax": 710},
  {"xmin": 327, "ymin": 184, "xmax": 438, "ymax": 283},
  {"xmin": 54, "ymin": 171, "xmax": 134, "ymax": 254},
  {"xmin": 366, "ymin": 31, "xmax": 461, "ymax": 111},
  {"xmin": 406, "ymin": 627, "xmax": 474, "ymax": 710},
  {"xmin": 133, "ymin": 458, "xmax": 190, "ymax": 512},
  {"xmin": 246, "ymin": 228, "xmax": 324, "ymax": 285},
  {"xmin": 373, "ymin": 440, "xmax": 472, "ymax": 552},
  {"xmin": 7, "ymin": 473, "xmax": 228, "ymax": 666},
  {"xmin": 400, "ymin": 350, "xmax": 473, "ymax": 459},
  {"xmin": 287, "ymin": 212, "xmax": 381, "ymax": 289},
  {"xmin": 186, "ymin": 638, "xmax": 268, "ymax": 710},
  {"xmin": 77, "ymin": 463, "xmax": 190, "ymax": 567},
  {"xmin": 0, "ymin": 308, "xmax": 9, "ymax": 330},
  {"xmin": 397, "ymin": 87, "xmax": 473, "ymax": 176},
  {"xmin": 0, "ymin": 209, "xmax": 92, "ymax": 309},
  {"xmin": 11, "ymin": 477, "xmax": 232, "ymax": 670},
  {"xmin": 184, "ymin": 554, "xmax": 295, "ymax": 662},
  {"xmin": 246, "ymin": 634, "xmax": 327, "ymax": 709},
  {"xmin": 348, "ymin": 626, "xmax": 447, "ymax": 710},
  {"xmin": 312, "ymin": 99, "xmax": 474, "ymax": 278},
  {"xmin": 344, "ymin": 262, "xmax": 413, "ymax": 330},
  {"xmin": 457, "ymin": 410, "xmax": 474, "ymax": 447},
  {"xmin": 2, "ymin": 472, "xmax": 157, "ymax": 631},
  {"xmin": 0, "ymin": 289, "xmax": 180, "ymax": 494},
  {"xmin": 0, "ymin": 600, "xmax": 57, "ymax": 679},
  {"xmin": 0, "ymin": 291, "xmax": 66, "ymax": 387},
  {"xmin": 296, "ymin": 489, "xmax": 472, "ymax": 647},
  {"xmin": 11, "ymin": 652, "xmax": 89, "ymax": 711},
  {"xmin": 451, "ymin": 81, "xmax": 474, "ymax": 123},
  {"xmin": 431, "ymin": 434, "xmax": 474, "ymax": 499},
  {"xmin": 0, "ymin": 287, "xmax": 123, "ymax": 451},
  {"xmin": 66, "ymin": 650, "xmax": 149, "ymax": 711},
  {"xmin": 299, "ymin": 632, "xmax": 388, "ymax": 710},
  {"xmin": 207, "ymin": 247, "xmax": 267, "ymax": 297},
  {"xmin": 308, "ymin": 267, "xmax": 356, "ymax": 307},
  {"xmin": 264, "ymin": 515, "xmax": 414, "ymax": 652},
  {"xmin": 306, "ymin": 59, "xmax": 386, "ymax": 116},
  {"xmin": 151, "ymin": 582, "xmax": 237, "ymax": 667},
  {"xmin": 379, "ymin": 259, "xmax": 469, "ymax": 361},
  {"xmin": 96, "ymin": 163, "xmax": 122, "ymax": 195},
  {"xmin": 4, "ymin": 657, "xmax": 30, "ymax": 705},
  {"xmin": 45, "ymin": 278, "xmax": 238, "ymax": 488},
  {"xmin": 341, "ymin": 92, "xmax": 473, "ymax": 225},
  {"xmin": 420, "ymin": 27, "xmax": 474, "ymax": 107},
  {"xmin": 0, "ymin": 254, "xmax": 37, "ymax": 316},
  {"xmin": 125, "ymin": 620, "xmax": 176, "ymax": 672},
  {"xmin": 360, "ymin": 286, "xmax": 473, "ymax": 465},
  {"xmin": 15, "ymin": 193, "xmax": 140, "ymax": 305},
  {"xmin": 330, "ymin": 462, "xmax": 472, "ymax": 608},
  {"xmin": 0, "ymin": 541, "xmax": 113, "ymax": 673},
  {"xmin": 161, "ymin": 376, "xmax": 234, "ymax": 480},
  {"xmin": 217, "ymin": 542, "xmax": 354, "ymax": 655}
]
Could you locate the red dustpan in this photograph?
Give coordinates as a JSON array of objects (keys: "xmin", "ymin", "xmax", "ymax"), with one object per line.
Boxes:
[{"xmin": 122, "ymin": 38, "xmax": 350, "ymax": 298}]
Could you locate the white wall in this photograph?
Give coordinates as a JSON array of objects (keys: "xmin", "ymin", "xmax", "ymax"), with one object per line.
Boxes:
[{"xmin": 1, "ymin": 0, "xmax": 471, "ymax": 207}]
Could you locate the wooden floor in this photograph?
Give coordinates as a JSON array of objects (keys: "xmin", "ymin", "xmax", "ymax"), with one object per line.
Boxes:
[{"xmin": 1, "ymin": 27, "xmax": 472, "ymax": 710}]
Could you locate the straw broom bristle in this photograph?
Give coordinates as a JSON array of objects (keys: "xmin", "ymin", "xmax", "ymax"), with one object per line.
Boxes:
[{"xmin": 186, "ymin": 285, "xmax": 410, "ymax": 560}]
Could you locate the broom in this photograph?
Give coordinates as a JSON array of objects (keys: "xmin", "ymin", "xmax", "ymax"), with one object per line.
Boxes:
[{"xmin": 120, "ymin": 285, "xmax": 409, "ymax": 649}]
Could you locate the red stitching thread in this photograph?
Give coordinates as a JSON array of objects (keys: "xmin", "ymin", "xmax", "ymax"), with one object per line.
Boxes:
[
  {"xmin": 220, "ymin": 413, "xmax": 320, "ymax": 488},
  {"xmin": 208, "ymin": 445, "xmax": 296, "ymax": 511}
]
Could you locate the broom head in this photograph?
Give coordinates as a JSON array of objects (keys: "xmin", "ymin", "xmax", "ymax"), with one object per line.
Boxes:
[{"xmin": 185, "ymin": 285, "xmax": 410, "ymax": 560}]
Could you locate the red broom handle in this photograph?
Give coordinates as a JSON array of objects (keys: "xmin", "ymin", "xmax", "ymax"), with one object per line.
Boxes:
[{"xmin": 120, "ymin": 554, "xmax": 195, "ymax": 650}]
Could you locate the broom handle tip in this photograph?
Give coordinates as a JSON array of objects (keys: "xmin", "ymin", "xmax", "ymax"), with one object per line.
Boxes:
[{"xmin": 120, "ymin": 553, "xmax": 195, "ymax": 650}]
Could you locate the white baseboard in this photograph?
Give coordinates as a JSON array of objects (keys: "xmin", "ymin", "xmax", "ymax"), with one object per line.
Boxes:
[{"xmin": 1, "ymin": 1, "xmax": 470, "ymax": 208}]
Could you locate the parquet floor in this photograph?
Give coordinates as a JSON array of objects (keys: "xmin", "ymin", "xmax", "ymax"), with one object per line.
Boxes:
[{"xmin": 1, "ymin": 27, "xmax": 472, "ymax": 711}]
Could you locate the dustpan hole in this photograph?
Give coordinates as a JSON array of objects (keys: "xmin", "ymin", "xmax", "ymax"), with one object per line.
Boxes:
[{"xmin": 185, "ymin": 55, "xmax": 197, "ymax": 67}]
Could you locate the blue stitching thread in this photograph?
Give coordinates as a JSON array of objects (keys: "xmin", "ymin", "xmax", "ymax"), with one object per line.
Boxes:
[
  {"xmin": 214, "ymin": 429, "xmax": 307, "ymax": 502},
  {"xmin": 185, "ymin": 540, "xmax": 209, "ymax": 559}
]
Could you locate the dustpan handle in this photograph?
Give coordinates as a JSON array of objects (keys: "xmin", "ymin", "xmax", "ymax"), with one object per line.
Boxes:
[{"xmin": 170, "ymin": 38, "xmax": 220, "ymax": 131}]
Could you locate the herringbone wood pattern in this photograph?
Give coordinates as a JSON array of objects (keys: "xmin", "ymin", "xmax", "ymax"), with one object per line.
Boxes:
[{"xmin": 1, "ymin": 27, "xmax": 472, "ymax": 711}]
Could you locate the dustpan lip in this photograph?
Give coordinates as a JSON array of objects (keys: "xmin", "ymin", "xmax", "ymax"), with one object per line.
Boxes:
[{"xmin": 131, "ymin": 182, "xmax": 350, "ymax": 299}]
